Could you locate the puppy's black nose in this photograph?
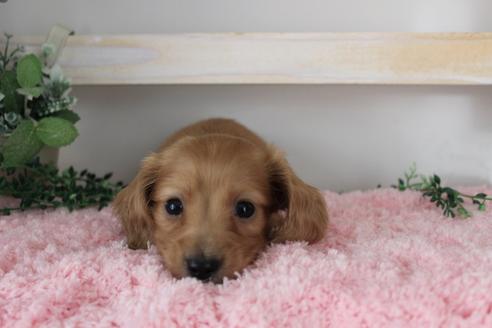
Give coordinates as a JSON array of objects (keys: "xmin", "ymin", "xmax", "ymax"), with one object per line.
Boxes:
[{"xmin": 186, "ymin": 256, "xmax": 222, "ymax": 281}]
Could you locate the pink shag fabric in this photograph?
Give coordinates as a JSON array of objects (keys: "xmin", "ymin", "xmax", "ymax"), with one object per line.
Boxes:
[{"xmin": 1, "ymin": 188, "xmax": 492, "ymax": 327}]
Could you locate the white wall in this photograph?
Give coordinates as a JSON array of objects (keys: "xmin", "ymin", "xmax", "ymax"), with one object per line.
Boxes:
[{"xmin": 1, "ymin": 0, "xmax": 492, "ymax": 191}]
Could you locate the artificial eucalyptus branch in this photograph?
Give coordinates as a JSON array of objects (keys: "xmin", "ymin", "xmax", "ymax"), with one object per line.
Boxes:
[
  {"xmin": 395, "ymin": 163, "xmax": 491, "ymax": 218},
  {"xmin": 0, "ymin": 158, "xmax": 124, "ymax": 215}
]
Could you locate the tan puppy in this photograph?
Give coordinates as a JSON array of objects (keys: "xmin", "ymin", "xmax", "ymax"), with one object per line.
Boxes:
[{"xmin": 113, "ymin": 118, "xmax": 328, "ymax": 283}]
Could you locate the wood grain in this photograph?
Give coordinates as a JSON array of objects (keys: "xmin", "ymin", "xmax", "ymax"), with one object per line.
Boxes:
[{"xmin": 7, "ymin": 33, "xmax": 492, "ymax": 85}]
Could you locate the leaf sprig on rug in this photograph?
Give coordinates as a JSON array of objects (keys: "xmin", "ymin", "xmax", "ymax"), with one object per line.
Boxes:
[
  {"xmin": 395, "ymin": 163, "xmax": 491, "ymax": 218},
  {"xmin": 0, "ymin": 158, "xmax": 124, "ymax": 215}
]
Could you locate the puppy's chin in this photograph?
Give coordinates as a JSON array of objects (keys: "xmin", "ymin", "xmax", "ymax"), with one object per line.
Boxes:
[
  {"xmin": 161, "ymin": 250, "xmax": 262, "ymax": 284},
  {"xmin": 162, "ymin": 265, "xmax": 229, "ymax": 284},
  {"xmin": 164, "ymin": 264, "xmax": 232, "ymax": 284}
]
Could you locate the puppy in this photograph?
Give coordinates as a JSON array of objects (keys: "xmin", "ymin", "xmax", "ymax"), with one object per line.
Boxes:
[{"xmin": 113, "ymin": 118, "xmax": 328, "ymax": 283}]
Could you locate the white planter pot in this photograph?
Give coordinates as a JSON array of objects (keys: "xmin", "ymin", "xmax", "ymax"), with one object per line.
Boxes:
[{"xmin": 39, "ymin": 146, "xmax": 59, "ymax": 166}]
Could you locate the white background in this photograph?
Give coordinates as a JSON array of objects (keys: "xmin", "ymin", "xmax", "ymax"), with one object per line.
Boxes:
[{"xmin": 1, "ymin": 0, "xmax": 492, "ymax": 191}]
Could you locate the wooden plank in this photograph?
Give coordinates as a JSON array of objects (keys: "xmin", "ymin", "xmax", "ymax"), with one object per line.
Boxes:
[{"xmin": 8, "ymin": 33, "xmax": 492, "ymax": 85}]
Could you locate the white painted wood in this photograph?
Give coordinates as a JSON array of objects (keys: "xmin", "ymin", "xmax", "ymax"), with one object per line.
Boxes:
[{"xmin": 8, "ymin": 33, "xmax": 492, "ymax": 85}]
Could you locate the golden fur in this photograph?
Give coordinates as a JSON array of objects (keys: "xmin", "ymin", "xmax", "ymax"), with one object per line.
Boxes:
[{"xmin": 113, "ymin": 118, "xmax": 328, "ymax": 282}]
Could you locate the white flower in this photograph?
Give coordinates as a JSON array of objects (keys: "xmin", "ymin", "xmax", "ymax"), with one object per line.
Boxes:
[
  {"xmin": 50, "ymin": 64, "xmax": 64, "ymax": 81},
  {"xmin": 41, "ymin": 42, "xmax": 56, "ymax": 58}
]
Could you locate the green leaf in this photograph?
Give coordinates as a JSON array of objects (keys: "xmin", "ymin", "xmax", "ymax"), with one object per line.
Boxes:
[
  {"xmin": 16, "ymin": 54, "xmax": 42, "ymax": 88},
  {"xmin": 0, "ymin": 70, "xmax": 23, "ymax": 113},
  {"xmin": 4, "ymin": 112, "xmax": 18, "ymax": 124},
  {"xmin": 457, "ymin": 207, "xmax": 471, "ymax": 218},
  {"xmin": 1, "ymin": 120, "xmax": 43, "ymax": 167},
  {"xmin": 475, "ymin": 193, "xmax": 487, "ymax": 199},
  {"xmin": 35, "ymin": 117, "xmax": 78, "ymax": 147},
  {"xmin": 52, "ymin": 110, "xmax": 80, "ymax": 124},
  {"xmin": 17, "ymin": 86, "xmax": 43, "ymax": 98}
]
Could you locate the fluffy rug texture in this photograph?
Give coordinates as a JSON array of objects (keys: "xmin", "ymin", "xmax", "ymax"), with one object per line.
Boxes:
[{"xmin": 1, "ymin": 188, "xmax": 492, "ymax": 327}]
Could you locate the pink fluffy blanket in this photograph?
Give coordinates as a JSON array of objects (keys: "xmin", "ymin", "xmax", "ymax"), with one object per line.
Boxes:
[{"xmin": 1, "ymin": 188, "xmax": 492, "ymax": 327}]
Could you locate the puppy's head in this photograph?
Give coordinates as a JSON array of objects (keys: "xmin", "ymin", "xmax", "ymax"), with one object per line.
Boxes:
[{"xmin": 113, "ymin": 135, "xmax": 327, "ymax": 283}]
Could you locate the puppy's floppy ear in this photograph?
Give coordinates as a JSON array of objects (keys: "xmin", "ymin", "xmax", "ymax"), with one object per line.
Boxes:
[
  {"xmin": 267, "ymin": 147, "xmax": 328, "ymax": 244},
  {"xmin": 113, "ymin": 154, "xmax": 159, "ymax": 250}
]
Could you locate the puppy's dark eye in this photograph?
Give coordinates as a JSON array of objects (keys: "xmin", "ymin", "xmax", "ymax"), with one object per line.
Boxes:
[
  {"xmin": 235, "ymin": 201, "xmax": 255, "ymax": 219},
  {"xmin": 165, "ymin": 198, "xmax": 183, "ymax": 216}
]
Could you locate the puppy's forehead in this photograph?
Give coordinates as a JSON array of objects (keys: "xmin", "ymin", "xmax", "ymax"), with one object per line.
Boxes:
[{"xmin": 154, "ymin": 135, "xmax": 270, "ymax": 200}]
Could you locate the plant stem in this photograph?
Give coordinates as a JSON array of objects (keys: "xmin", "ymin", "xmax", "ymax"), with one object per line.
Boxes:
[
  {"xmin": 457, "ymin": 193, "xmax": 492, "ymax": 201},
  {"xmin": 0, "ymin": 159, "xmax": 123, "ymax": 215},
  {"xmin": 395, "ymin": 164, "xmax": 490, "ymax": 218}
]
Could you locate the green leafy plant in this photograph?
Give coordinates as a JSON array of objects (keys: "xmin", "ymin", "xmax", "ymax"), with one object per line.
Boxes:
[
  {"xmin": 395, "ymin": 163, "xmax": 491, "ymax": 218},
  {"xmin": 0, "ymin": 32, "xmax": 121, "ymax": 215},
  {"xmin": 0, "ymin": 33, "xmax": 79, "ymax": 167},
  {"xmin": 0, "ymin": 158, "xmax": 124, "ymax": 215}
]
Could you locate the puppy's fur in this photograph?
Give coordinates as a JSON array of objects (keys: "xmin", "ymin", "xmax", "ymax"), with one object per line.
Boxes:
[{"xmin": 113, "ymin": 118, "xmax": 328, "ymax": 282}]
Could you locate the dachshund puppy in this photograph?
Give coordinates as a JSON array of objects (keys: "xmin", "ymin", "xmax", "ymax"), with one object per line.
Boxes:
[{"xmin": 113, "ymin": 118, "xmax": 328, "ymax": 283}]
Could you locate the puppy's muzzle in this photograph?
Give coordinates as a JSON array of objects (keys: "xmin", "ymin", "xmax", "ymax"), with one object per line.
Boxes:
[{"xmin": 185, "ymin": 255, "xmax": 222, "ymax": 281}]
